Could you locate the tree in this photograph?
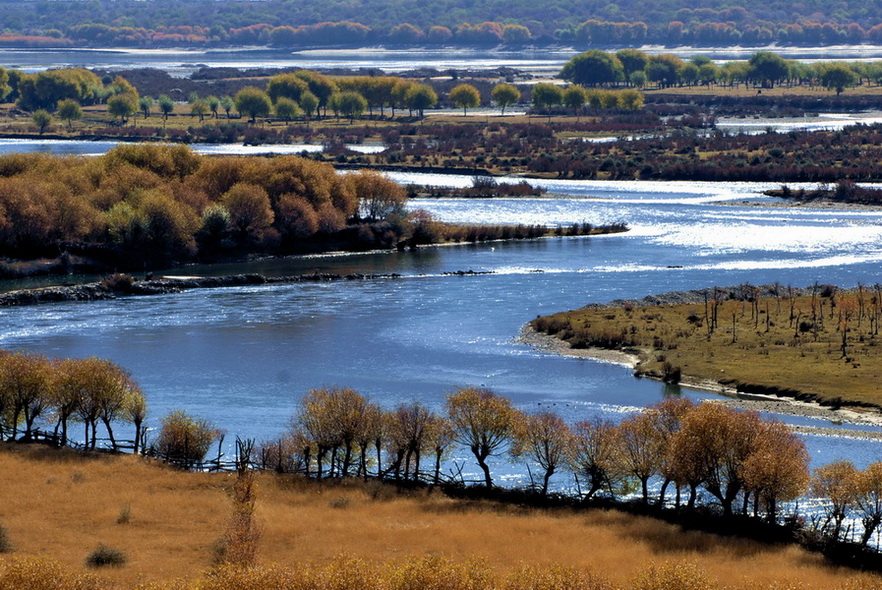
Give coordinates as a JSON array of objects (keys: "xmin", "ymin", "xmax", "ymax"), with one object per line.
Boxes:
[
  {"xmin": 741, "ymin": 420, "xmax": 809, "ymax": 522},
  {"xmin": 221, "ymin": 182, "xmax": 274, "ymax": 240},
  {"xmin": 812, "ymin": 460, "xmax": 859, "ymax": 540},
  {"xmin": 404, "ymin": 83, "xmax": 437, "ymax": 117},
  {"xmin": 530, "ymin": 83, "xmax": 563, "ymax": 110},
  {"xmin": 616, "ymin": 48, "xmax": 650, "ymax": 80},
  {"xmin": 646, "ymin": 54, "xmax": 684, "ymax": 88},
  {"xmin": 511, "ymin": 411, "xmax": 573, "ymax": 496},
  {"xmin": 748, "ymin": 51, "xmax": 790, "ymax": 88},
  {"xmin": 560, "ymin": 50, "xmax": 624, "ymax": 87},
  {"xmin": 274, "ymin": 96, "xmax": 301, "ymax": 122},
  {"xmin": 491, "ymin": 83, "xmax": 520, "ymax": 115},
  {"xmin": 206, "ymin": 95, "xmax": 220, "ymax": 119},
  {"xmin": 669, "ymin": 403, "xmax": 762, "ymax": 516},
  {"xmin": 0, "ymin": 352, "xmax": 51, "ymax": 440},
  {"xmin": 446, "ymin": 387, "xmax": 519, "ymax": 487},
  {"xmin": 299, "ymin": 91, "xmax": 319, "ymax": 120},
  {"xmin": 219, "ymin": 95, "xmax": 235, "ymax": 119},
  {"xmin": 336, "ymin": 90, "xmax": 367, "ymax": 123},
  {"xmin": 266, "ymin": 73, "xmax": 309, "ymax": 103},
  {"xmin": 31, "ymin": 109, "xmax": 52, "ymax": 135},
  {"xmin": 387, "ymin": 402, "xmax": 433, "ymax": 480},
  {"xmin": 449, "ymin": 83, "xmax": 481, "ymax": 116},
  {"xmin": 158, "ymin": 94, "xmax": 175, "ymax": 120},
  {"xmin": 138, "ymin": 96, "xmax": 154, "ymax": 119},
  {"xmin": 562, "ymin": 85, "xmax": 589, "ymax": 117},
  {"xmin": 190, "ymin": 99, "xmax": 209, "ymax": 121},
  {"xmin": 348, "ymin": 169, "xmax": 407, "ymax": 221},
  {"xmin": 107, "ymin": 93, "xmax": 138, "ymax": 125},
  {"xmin": 855, "ymin": 462, "xmax": 882, "ymax": 546},
  {"xmin": 569, "ymin": 417, "xmax": 620, "ymax": 500},
  {"xmin": 56, "ymin": 99, "xmax": 82, "ymax": 129},
  {"xmin": 615, "ymin": 412, "xmax": 664, "ymax": 503},
  {"xmin": 234, "ymin": 86, "xmax": 272, "ymax": 123},
  {"xmin": 155, "ymin": 410, "xmax": 219, "ymax": 469},
  {"xmin": 821, "ymin": 64, "xmax": 859, "ymax": 95}
]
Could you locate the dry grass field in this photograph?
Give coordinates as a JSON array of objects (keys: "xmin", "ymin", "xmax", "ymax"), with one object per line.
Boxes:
[
  {"xmin": 532, "ymin": 289, "xmax": 882, "ymax": 408},
  {"xmin": 2, "ymin": 443, "xmax": 882, "ymax": 588}
]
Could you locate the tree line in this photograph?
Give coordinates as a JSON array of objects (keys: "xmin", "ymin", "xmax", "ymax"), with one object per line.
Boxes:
[
  {"xmin": 11, "ymin": 0, "xmax": 882, "ymax": 49},
  {"xmin": 560, "ymin": 49, "xmax": 881, "ymax": 95},
  {"xmin": 163, "ymin": 383, "xmax": 881, "ymax": 547},
  {"xmin": 0, "ymin": 145, "xmax": 415, "ymax": 265},
  {"xmin": 0, "ymin": 351, "xmax": 146, "ymax": 453}
]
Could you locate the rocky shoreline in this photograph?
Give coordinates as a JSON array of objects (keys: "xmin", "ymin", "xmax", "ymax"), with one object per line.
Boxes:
[{"xmin": 0, "ymin": 272, "xmax": 407, "ymax": 307}]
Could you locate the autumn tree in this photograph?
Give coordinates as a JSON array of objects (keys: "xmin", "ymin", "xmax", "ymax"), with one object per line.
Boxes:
[
  {"xmin": 426, "ymin": 414, "xmax": 455, "ymax": 484},
  {"xmin": 812, "ymin": 460, "xmax": 859, "ymax": 540},
  {"xmin": 569, "ymin": 417, "xmax": 620, "ymax": 500},
  {"xmin": 855, "ymin": 462, "xmax": 882, "ymax": 546},
  {"xmin": 155, "ymin": 410, "xmax": 219, "ymax": 469},
  {"xmin": 57, "ymin": 99, "xmax": 82, "ymax": 129},
  {"xmin": 510, "ymin": 411, "xmax": 574, "ymax": 496},
  {"xmin": 336, "ymin": 90, "xmax": 368, "ymax": 123},
  {"xmin": 299, "ymin": 91, "xmax": 319, "ymax": 120},
  {"xmin": 274, "ymin": 97, "xmax": 301, "ymax": 122},
  {"xmin": 0, "ymin": 351, "xmax": 52, "ymax": 441},
  {"xmin": 562, "ymin": 85, "xmax": 589, "ymax": 118},
  {"xmin": 615, "ymin": 412, "xmax": 664, "ymax": 504},
  {"xmin": 741, "ymin": 420, "xmax": 809, "ymax": 521},
  {"xmin": 530, "ymin": 83, "xmax": 564, "ymax": 110},
  {"xmin": 404, "ymin": 83, "xmax": 437, "ymax": 117},
  {"xmin": 446, "ymin": 387, "xmax": 520, "ymax": 487},
  {"xmin": 31, "ymin": 109, "xmax": 51, "ymax": 135},
  {"xmin": 221, "ymin": 182, "xmax": 274, "ymax": 241},
  {"xmin": 491, "ymin": 83, "xmax": 520, "ymax": 115},
  {"xmin": 107, "ymin": 92, "xmax": 138, "ymax": 124},
  {"xmin": 669, "ymin": 403, "xmax": 762, "ymax": 516},
  {"xmin": 265, "ymin": 73, "xmax": 308, "ymax": 103},
  {"xmin": 348, "ymin": 169, "xmax": 407, "ymax": 221},
  {"xmin": 449, "ymin": 83, "xmax": 481, "ymax": 116},
  {"xmin": 234, "ymin": 86, "xmax": 272, "ymax": 123}
]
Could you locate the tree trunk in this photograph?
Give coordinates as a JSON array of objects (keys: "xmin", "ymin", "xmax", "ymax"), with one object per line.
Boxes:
[{"xmin": 102, "ymin": 417, "xmax": 118, "ymax": 451}]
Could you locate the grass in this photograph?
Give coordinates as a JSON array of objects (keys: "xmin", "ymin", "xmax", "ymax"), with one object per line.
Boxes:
[
  {"xmin": 531, "ymin": 286, "xmax": 882, "ymax": 408},
  {"xmin": 1, "ymin": 442, "xmax": 881, "ymax": 588}
]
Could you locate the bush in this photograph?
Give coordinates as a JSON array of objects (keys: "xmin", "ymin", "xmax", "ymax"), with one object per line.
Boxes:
[
  {"xmin": 0, "ymin": 524, "xmax": 12, "ymax": 553},
  {"xmin": 85, "ymin": 544, "xmax": 127, "ymax": 568},
  {"xmin": 99, "ymin": 273, "xmax": 135, "ymax": 292},
  {"xmin": 154, "ymin": 410, "xmax": 219, "ymax": 468}
]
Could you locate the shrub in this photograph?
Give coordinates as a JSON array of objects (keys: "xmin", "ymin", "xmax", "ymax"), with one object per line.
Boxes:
[
  {"xmin": 100, "ymin": 273, "xmax": 134, "ymax": 292},
  {"xmin": 85, "ymin": 544, "xmax": 127, "ymax": 568},
  {"xmin": 0, "ymin": 524, "xmax": 12, "ymax": 553},
  {"xmin": 154, "ymin": 410, "xmax": 219, "ymax": 468}
]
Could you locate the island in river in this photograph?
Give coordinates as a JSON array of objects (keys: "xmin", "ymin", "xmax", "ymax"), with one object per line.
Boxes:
[{"xmin": 529, "ymin": 284, "xmax": 882, "ymax": 412}]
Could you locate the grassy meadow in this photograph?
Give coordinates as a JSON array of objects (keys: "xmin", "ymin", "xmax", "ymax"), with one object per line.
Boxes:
[
  {"xmin": 2, "ymin": 443, "xmax": 882, "ymax": 588},
  {"xmin": 531, "ymin": 287, "xmax": 882, "ymax": 408}
]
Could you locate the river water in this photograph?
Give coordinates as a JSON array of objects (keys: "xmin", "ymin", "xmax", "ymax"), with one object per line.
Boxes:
[{"xmin": 2, "ymin": 173, "xmax": 881, "ymax": 485}]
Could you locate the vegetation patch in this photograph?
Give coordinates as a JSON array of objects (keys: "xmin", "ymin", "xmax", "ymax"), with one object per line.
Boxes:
[{"xmin": 531, "ymin": 284, "xmax": 882, "ymax": 408}]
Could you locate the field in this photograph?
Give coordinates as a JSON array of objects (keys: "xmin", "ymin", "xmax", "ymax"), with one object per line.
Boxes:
[
  {"xmin": 531, "ymin": 287, "xmax": 882, "ymax": 408},
  {"xmin": 1, "ymin": 443, "xmax": 882, "ymax": 588}
]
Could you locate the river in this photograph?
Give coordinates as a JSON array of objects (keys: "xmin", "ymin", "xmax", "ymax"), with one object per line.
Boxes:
[
  {"xmin": 6, "ymin": 45, "xmax": 882, "ymax": 79},
  {"xmin": 1, "ymin": 174, "xmax": 881, "ymax": 486}
]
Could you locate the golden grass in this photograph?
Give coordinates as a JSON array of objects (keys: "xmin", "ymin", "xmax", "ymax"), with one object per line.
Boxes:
[
  {"xmin": 1, "ymin": 443, "xmax": 882, "ymax": 588},
  {"xmin": 533, "ymin": 291, "xmax": 882, "ymax": 407}
]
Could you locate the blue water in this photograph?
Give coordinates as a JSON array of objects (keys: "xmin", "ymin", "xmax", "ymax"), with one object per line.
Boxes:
[{"xmin": 2, "ymin": 173, "xmax": 882, "ymax": 484}]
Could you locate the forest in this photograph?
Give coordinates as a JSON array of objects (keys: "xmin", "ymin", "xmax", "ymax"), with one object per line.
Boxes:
[{"xmin": 6, "ymin": 0, "xmax": 882, "ymax": 48}]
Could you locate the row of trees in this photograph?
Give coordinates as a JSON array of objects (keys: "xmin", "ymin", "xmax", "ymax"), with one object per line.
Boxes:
[
  {"xmin": 16, "ymin": 8, "xmax": 882, "ymax": 49},
  {"xmin": 560, "ymin": 49, "xmax": 874, "ymax": 94},
  {"xmin": 0, "ymin": 351, "xmax": 147, "ymax": 452},
  {"xmin": 259, "ymin": 387, "xmax": 819, "ymax": 522}
]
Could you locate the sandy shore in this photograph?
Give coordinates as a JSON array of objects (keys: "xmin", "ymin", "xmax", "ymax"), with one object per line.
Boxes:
[{"xmin": 518, "ymin": 324, "xmax": 882, "ymax": 439}]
